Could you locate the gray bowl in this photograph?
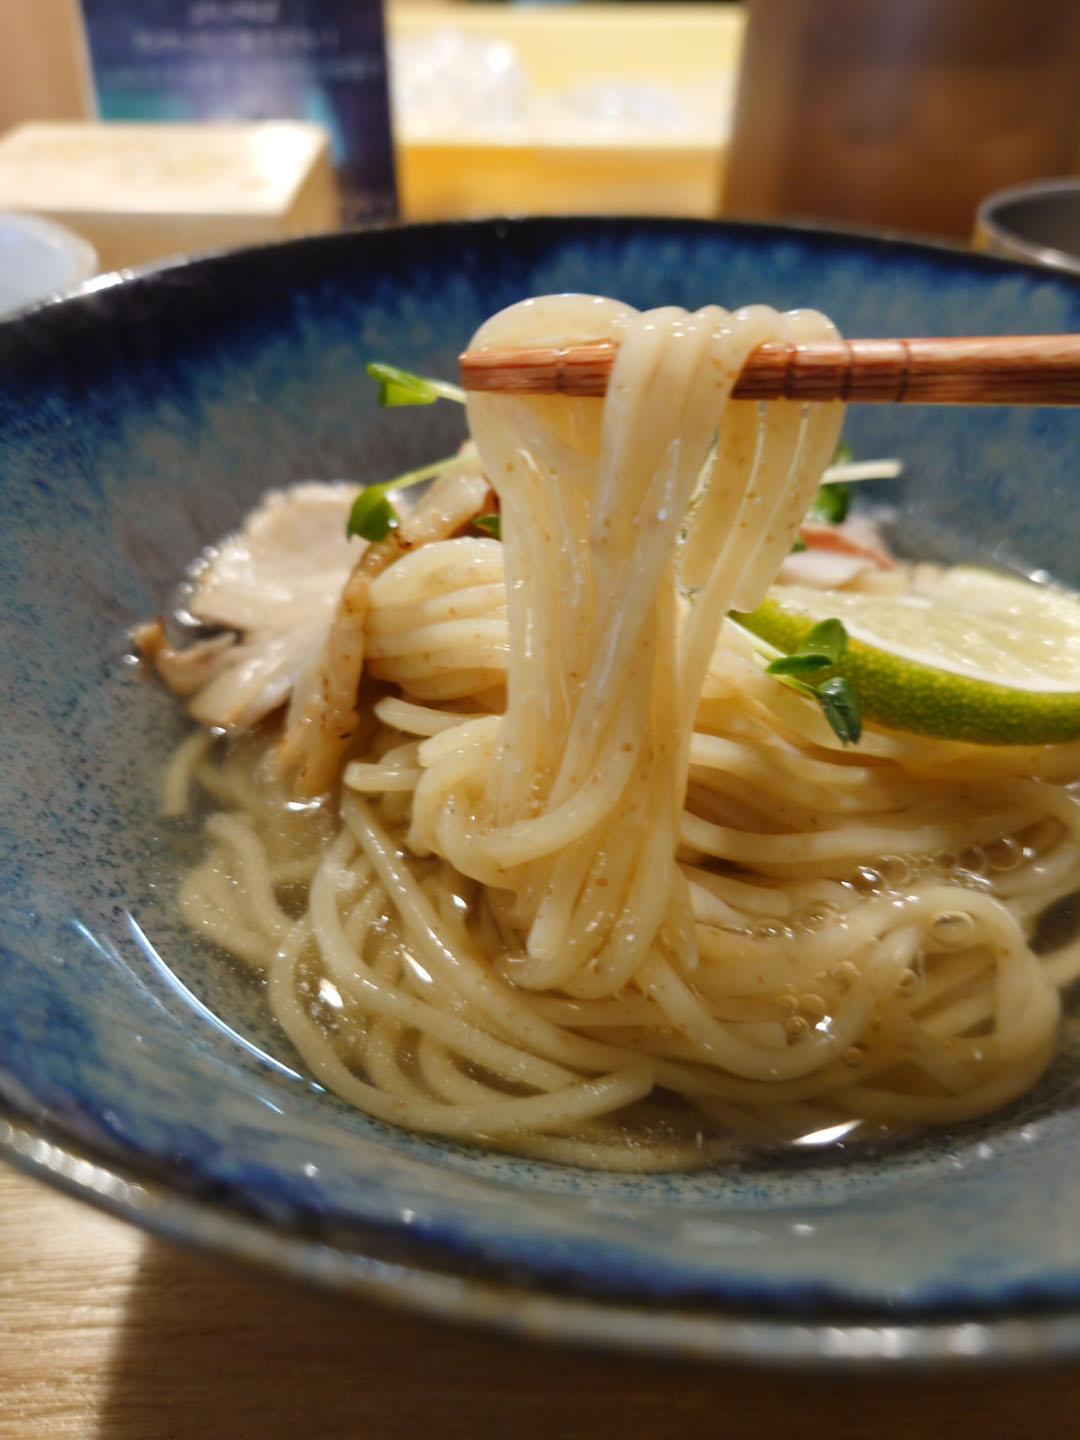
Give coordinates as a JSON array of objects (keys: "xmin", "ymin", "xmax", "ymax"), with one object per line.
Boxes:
[{"xmin": 975, "ymin": 178, "xmax": 1080, "ymax": 277}]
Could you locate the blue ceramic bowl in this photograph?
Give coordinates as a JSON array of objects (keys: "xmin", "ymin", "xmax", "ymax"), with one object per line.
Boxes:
[{"xmin": 3, "ymin": 218, "xmax": 1080, "ymax": 1367}]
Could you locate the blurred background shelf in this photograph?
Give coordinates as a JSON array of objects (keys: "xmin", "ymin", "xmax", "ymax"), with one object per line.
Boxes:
[
  {"xmin": 0, "ymin": 2, "xmax": 744, "ymax": 232},
  {"xmin": 388, "ymin": 3, "xmax": 743, "ymax": 219}
]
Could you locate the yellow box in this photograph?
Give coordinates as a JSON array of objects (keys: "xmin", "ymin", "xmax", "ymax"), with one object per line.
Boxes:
[
  {"xmin": 0, "ymin": 121, "xmax": 340, "ymax": 272},
  {"xmin": 388, "ymin": 3, "xmax": 744, "ymax": 220}
]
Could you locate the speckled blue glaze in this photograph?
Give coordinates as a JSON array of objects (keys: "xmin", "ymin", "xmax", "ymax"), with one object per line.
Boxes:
[{"xmin": 3, "ymin": 219, "xmax": 1080, "ymax": 1353}]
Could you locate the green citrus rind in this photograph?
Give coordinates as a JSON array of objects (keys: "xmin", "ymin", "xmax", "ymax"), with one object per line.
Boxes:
[{"xmin": 734, "ymin": 595, "xmax": 1080, "ymax": 746}]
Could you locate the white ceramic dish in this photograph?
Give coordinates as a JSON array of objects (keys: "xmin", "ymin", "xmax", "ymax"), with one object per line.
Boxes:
[{"xmin": 0, "ymin": 210, "xmax": 98, "ymax": 316}]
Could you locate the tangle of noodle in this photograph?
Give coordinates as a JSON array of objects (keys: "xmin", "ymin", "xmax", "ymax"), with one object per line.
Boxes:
[{"xmin": 169, "ymin": 295, "xmax": 1080, "ymax": 1170}]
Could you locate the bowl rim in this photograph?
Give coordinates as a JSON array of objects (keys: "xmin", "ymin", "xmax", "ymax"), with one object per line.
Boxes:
[
  {"xmin": 5, "ymin": 212, "xmax": 1080, "ymax": 1368},
  {"xmin": 5, "ymin": 204, "xmax": 1072, "ymax": 328},
  {"xmin": 6, "ymin": 1097, "xmax": 1080, "ymax": 1370}
]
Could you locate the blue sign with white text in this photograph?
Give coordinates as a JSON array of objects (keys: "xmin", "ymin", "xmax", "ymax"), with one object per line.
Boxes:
[{"xmin": 81, "ymin": 0, "xmax": 396, "ymax": 221}]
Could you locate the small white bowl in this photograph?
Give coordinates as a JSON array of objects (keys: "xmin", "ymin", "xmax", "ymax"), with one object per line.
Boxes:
[{"xmin": 0, "ymin": 211, "xmax": 98, "ymax": 317}]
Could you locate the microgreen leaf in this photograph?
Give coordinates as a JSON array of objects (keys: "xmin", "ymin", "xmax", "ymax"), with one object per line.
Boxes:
[
  {"xmin": 767, "ymin": 652, "xmax": 833, "ymax": 676},
  {"xmin": 367, "ymin": 362, "xmax": 466, "ymax": 408},
  {"xmin": 347, "ymin": 488, "xmax": 399, "ymax": 542},
  {"xmin": 831, "ymin": 439, "xmax": 854, "ymax": 467},
  {"xmin": 345, "ymin": 453, "xmax": 477, "ymax": 544},
  {"xmin": 760, "ymin": 619, "xmax": 860, "ymax": 744},
  {"xmin": 808, "ymin": 480, "xmax": 850, "ymax": 525},
  {"xmin": 799, "ymin": 618, "xmax": 847, "ymax": 665},
  {"xmin": 790, "ymin": 534, "xmax": 807, "ymax": 553},
  {"xmin": 816, "ymin": 676, "xmax": 862, "ymax": 745},
  {"xmin": 769, "ymin": 619, "xmax": 848, "ymax": 674},
  {"xmin": 473, "ymin": 513, "xmax": 502, "ymax": 540}
]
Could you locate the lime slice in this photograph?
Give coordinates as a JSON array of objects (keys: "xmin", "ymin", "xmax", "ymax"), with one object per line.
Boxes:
[{"xmin": 735, "ymin": 567, "xmax": 1080, "ymax": 744}]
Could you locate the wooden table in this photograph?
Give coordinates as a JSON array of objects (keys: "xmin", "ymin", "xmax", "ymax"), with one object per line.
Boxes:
[{"xmin": 2, "ymin": 1162, "xmax": 1079, "ymax": 1439}]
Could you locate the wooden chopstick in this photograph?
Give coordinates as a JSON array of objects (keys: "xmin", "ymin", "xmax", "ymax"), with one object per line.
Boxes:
[{"xmin": 458, "ymin": 335, "xmax": 1080, "ymax": 405}]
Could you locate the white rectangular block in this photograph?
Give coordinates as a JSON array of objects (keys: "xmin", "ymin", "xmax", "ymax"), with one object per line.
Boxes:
[{"xmin": 0, "ymin": 120, "xmax": 341, "ymax": 271}]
